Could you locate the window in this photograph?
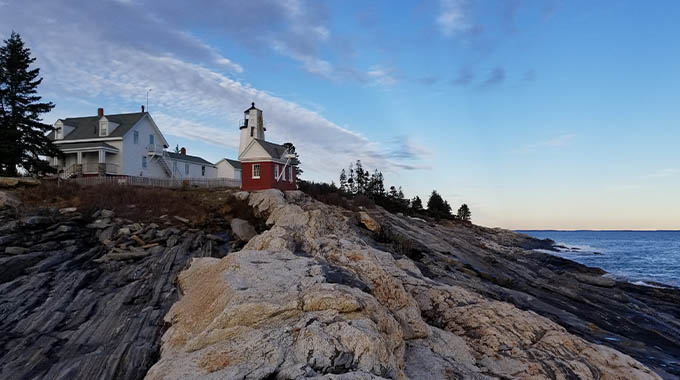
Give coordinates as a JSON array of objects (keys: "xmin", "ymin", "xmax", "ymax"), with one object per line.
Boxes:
[
  {"xmin": 250, "ymin": 127, "xmax": 254, "ymax": 137},
  {"xmin": 100, "ymin": 124, "xmax": 108, "ymax": 136},
  {"xmin": 288, "ymin": 166, "xmax": 293, "ymax": 182},
  {"xmin": 142, "ymin": 156, "xmax": 147, "ymax": 168},
  {"xmin": 56, "ymin": 127, "xmax": 62, "ymax": 139},
  {"xmin": 185, "ymin": 163, "xmax": 189, "ymax": 175},
  {"xmin": 149, "ymin": 134, "xmax": 154, "ymax": 145},
  {"xmin": 274, "ymin": 164, "xmax": 279, "ymax": 180},
  {"xmin": 201, "ymin": 166, "xmax": 205, "ymax": 176},
  {"xmin": 133, "ymin": 131, "xmax": 139, "ymax": 144},
  {"xmin": 252, "ymin": 164, "xmax": 260, "ymax": 179}
]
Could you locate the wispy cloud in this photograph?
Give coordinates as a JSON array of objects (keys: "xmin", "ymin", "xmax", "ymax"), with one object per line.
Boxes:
[
  {"xmin": 437, "ymin": 0, "xmax": 473, "ymax": 37},
  {"xmin": 451, "ymin": 68, "xmax": 474, "ymax": 86},
  {"xmin": 482, "ymin": 67, "xmax": 505, "ymax": 87},
  {"xmin": 0, "ymin": 2, "xmax": 427, "ymax": 180},
  {"xmin": 640, "ymin": 168, "xmax": 680, "ymax": 179},
  {"xmin": 520, "ymin": 133, "xmax": 576, "ymax": 152}
]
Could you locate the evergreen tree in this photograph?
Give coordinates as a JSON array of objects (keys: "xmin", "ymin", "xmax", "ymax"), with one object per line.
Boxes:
[
  {"xmin": 457, "ymin": 204, "xmax": 471, "ymax": 221},
  {"xmin": 0, "ymin": 31, "xmax": 60, "ymax": 176},
  {"xmin": 410, "ymin": 196, "xmax": 423, "ymax": 212},
  {"xmin": 339, "ymin": 168, "xmax": 348, "ymax": 193},
  {"xmin": 283, "ymin": 142, "xmax": 303, "ymax": 181},
  {"xmin": 426, "ymin": 190, "xmax": 452, "ymax": 219},
  {"xmin": 354, "ymin": 160, "xmax": 368, "ymax": 194},
  {"xmin": 347, "ymin": 163, "xmax": 356, "ymax": 194},
  {"xmin": 388, "ymin": 185, "xmax": 399, "ymax": 199},
  {"xmin": 367, "ymin": 169, "xmax": 385, "ymax": 198}
]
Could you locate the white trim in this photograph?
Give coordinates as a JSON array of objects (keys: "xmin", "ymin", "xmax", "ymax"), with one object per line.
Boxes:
[
  {"xmin": 60, "ymin": 146, "xmax": 119, "ymax": 154},
  {"xmin": 252, "ymin": 163, "xmax": 261, "ymax": 179},
  {"xmin": 140, "ymin": 114, "xmax": 169, "ymax": 148},
  {"xmin": 274, "ymin": 164, "xmax": 279, "ymax": 180},
  {"xmin": 54, "ymin": 137, "xmax": 122, "ymax": 144}
]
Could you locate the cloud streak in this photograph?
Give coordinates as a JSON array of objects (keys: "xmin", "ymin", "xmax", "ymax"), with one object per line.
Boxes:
[
  {"xmin": 520, "ymin": 133, "xmax": 576, "ymax": 152},
  {"xmin": 0, "ymin": 2, "xmax": 427, "ymax": 180}
]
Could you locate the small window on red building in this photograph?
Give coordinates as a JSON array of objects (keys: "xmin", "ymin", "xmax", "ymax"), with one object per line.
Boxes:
[{"xmin": 252, "ymin": 164, "xmax": 260, "ymax": 179}]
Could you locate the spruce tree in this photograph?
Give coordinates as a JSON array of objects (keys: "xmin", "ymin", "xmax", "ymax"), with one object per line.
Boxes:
[
  {"xmin": 427, "ymin": 190, "xmax": 452, "ymax": 219},
  {"xmin": 457, "ymin": 204, "xmax": 471, "ymax": 221},
  {"xmin": 0, "ymin": 31, "xmax": 59, "ymax": 176},
  {"xmin": 410, "ymin": 196, "xmax": 423, "ymax": 212},
  {"xmin": 339, "ymin": 168, "xmax": 347, "ymax": 192},
  {"xmin": 283, "ymin": 142, "xmax": 302, "ymax": 181}
]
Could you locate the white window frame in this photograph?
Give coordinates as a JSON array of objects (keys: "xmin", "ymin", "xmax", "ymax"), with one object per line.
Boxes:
[
  {"xmin": 288, "ymin": 166, "xmax": 293, "ymax": 182},
  {"xmin": 185, "ymin": 163, "xmax": 189, "ymax": 175},
  {"xmin": 100, "ymin": 124, "xmax": 108, "ymax": 137},
  {"xmin": 56, "ymin": 127, "xmax": 63, "ymax": 139},
  {"xmin": 142, "ymin": 156, "xmax": 147, "ymax": 168},
  {"xmin": 252, "ymin": 164, "xmax": 260, "ymax": 179},
  {"xmin": 133, "ymin": 131, "xmax": 139, "ymax": 144},
  {"xmin": 274, "ymin": 164, "xmax": 279, "ymax": 180},
  {"xmin": 149, "ymin": 134, "xmax": 154, "ymax": 145}
]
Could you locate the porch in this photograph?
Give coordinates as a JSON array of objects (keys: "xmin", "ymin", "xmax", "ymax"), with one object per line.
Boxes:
[{"xmin": 52, "ymin": 142, "xmax": 120, "ymax": 178}]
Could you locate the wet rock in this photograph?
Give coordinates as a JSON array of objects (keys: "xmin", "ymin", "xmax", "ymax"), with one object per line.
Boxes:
[
  {"xmin": 174, "ymin": 216, "xmax": 190, "ymax": 224},
  {"xmin": 230, "ymin": 218, "xmax": 256, "ymax": 242},
  {"xmin": 21, "ymin": 215, "xmax": 51, "ymax": 227},
  {"xmin": 58, "ymin": 207, "xmax": 77, "ymax": 214}
]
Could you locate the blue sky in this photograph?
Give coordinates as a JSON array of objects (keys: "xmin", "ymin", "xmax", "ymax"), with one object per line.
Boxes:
[{"xmin": 2, "ymin": 0, "xmax": 679, "ymax": 229}]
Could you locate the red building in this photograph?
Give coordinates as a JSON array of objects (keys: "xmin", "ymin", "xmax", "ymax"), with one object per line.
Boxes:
[{"xmin": 238, "ymin": 103, "xmax": 297, "ymax": 192}]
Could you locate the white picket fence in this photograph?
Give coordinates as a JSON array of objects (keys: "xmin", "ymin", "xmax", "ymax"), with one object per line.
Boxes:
[{"xmin": 67, "ymin": 176, "xmax": 241, "ymax": 189}]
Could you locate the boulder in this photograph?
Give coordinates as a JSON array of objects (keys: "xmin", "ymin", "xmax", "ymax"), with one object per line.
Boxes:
[
  {"xmin": 21, "ymin": 215, "xmax": 51, "ymax": 227},
  {"xmin": 359, "ymin": 211, "xmax": 380, "ymax": 232},
  {"xmin": 58, "ymin": 207, "xmax": 77, "ymax": 214},
  {"xmin": 234, "ymin": 191, "xmax": 249, "ymax": 201},
  {"xmin": 0, "ymin": 191, "xmax": 21, "ymax": 209},
  {"xmin": 0, "ymin": 178, "xmax": 19, "ymax": 188},
  {"xmin": 230, "ymin": 218, "xmax": 256, "ymax": 242}
]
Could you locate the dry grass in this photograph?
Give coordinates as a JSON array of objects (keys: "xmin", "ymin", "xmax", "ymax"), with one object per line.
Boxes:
[{"xmin": 16, "ymin": 180, "xmax": 255, "ymax": 227}]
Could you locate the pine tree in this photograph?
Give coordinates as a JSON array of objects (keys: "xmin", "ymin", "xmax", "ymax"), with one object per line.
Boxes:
[
  {"xmin": 410, "ymin": 196, "xmax": 423, "ymax": 212},
  {"xmin": 367, "ymin": 169, "xmax": 385, "ymax": 198},
  {"xmin": 283, "ymin": 142, "xmax": 302, "ymax": 181},
  {"xmin": 427, "ymin": 190, "xmax": 452, "ymax": 219},
  {"xmin": 339, "ymin": 168, "xmax": 348, "ymax": 193},
  {"xmin": 355, "ymin": 160, "xmax": 368, "ymax": 194},
  {"xmin": 457, "ymin": 204, "xmax": 471, "ymax": 221},
  {"xmin": 388, "ymin": 185, "xmax": 399, "ymax": 199},
  {"xmin": 347, "ymin": 163, "xmax": 356, "ymax": 194},
  {"xmin": 0, "ymin": 31, "xmax": 60, "ymax": 176}
]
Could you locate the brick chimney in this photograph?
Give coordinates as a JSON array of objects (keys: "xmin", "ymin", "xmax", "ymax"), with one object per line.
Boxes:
[
  {"xmin": 141, "ymin": 105, "xmax": 145, "ymax": 113},
  {"xmin": 97, "ymin": 108, "xmax": 104, "ymax": 118},
  {"xmin": 180, "ymin": 147, "xmax": 186, "ymax": 155}
]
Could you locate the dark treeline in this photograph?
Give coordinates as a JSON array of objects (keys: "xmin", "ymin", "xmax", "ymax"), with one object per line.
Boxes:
[{"xmin": 299, "ymin": 160, "xmax": 471, "ymax": 222}]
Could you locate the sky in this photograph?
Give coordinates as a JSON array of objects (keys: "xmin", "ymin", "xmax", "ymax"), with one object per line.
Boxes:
[{"xmin": 1, "ymin": 0, "xmax": 679, "ymax": 230}]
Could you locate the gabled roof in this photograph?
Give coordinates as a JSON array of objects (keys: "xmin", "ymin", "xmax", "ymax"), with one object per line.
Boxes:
[
  {"xmin": 254, "ymin": 139, "xmax": 287, "ymax": 159},
  {"xmin": 48, "ymin": 112, "xmax": 146, "ymax": 141},
  {"xmin": 167, "ymin": 152, "xmax": 215, "ymax": 166},
  {"xmin": 220, "ymin": 158, "xmax": 241, "ymax": 169}
]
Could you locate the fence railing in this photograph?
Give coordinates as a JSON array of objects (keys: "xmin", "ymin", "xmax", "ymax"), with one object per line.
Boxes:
[{"xmin": 67, "ymin": 176, "xmax": 241, "ymax": 189}]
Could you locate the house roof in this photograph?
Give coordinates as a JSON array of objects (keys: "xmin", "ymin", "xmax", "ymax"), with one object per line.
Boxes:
[
  {"xmin": 254, "ymin": 139, "xmax": 287, "ymax": 159},
  {"xmin": 167, "ymin": 152, "xmax": 215, "ymax": 166},
  {"xmin": 57, "ymin": 141, "xmax": 119, "ymax": 151},
  {"xmin": 49, "ymin": 112, "xmax": 146, "ymax": 141},
  {"xmin": 221, "ymin": 158, "xmax": 241, "ymax": 169}
]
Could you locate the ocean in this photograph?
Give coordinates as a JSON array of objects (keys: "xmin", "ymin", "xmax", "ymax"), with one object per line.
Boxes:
[{"xmin": 518, "ymin": 230, "xmax": 680, "ymax": 288}]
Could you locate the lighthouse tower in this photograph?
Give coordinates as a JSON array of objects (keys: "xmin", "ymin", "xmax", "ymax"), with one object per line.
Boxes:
[{"xmin": 239, "ymin": 102, "xmax": 265, "ymax": 158}]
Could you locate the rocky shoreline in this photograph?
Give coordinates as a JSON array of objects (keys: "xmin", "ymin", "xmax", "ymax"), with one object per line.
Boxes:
[{"xmin": 1, "ymin": 187, "xmax": 678, "ymax": 379}]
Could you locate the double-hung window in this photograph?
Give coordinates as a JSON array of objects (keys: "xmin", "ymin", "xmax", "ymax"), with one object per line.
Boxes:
[
  {"xmin": 274, "ymin": 164, "xmax": 279, "ymax": 180},
  {"xmin": 252, "ymin": 164, "xmax": 261, "ymax": 179},
  {"xmin": 133, "ymin": 131, "xmax": 139, "ymax": 144},
  {"xmin": 149, "ymin": 134, "xmax": 154, "ymax": 146},
  {"xmin": 201, "ymin": 166, "xmax": 206, "ymax": 176},
  {"xmin": 142, "ymin": 156, "xmax": 147, "ymax": 168},
  {"xmin": 288, "ymin": 166, "xmax": 293, "ymax": 182}
]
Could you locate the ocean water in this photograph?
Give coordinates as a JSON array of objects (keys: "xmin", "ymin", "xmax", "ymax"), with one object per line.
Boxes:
[{"xmin": 518, "ymin": 230, "xmax": 680, "ymax": 288}]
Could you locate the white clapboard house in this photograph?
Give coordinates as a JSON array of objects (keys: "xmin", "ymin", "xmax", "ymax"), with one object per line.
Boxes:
[{"xmin": 48, "ymin": 107, "xmax": 217, "ymax": 179}]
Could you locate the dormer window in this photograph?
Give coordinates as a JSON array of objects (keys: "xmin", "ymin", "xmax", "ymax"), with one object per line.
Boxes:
[
  {"xmin": 55, "ymin": 127, "xmax": 63, "ymax": 139},
  {"xmin": 99, "ymin": 120, "xmax": 108, "ymax": 136}
]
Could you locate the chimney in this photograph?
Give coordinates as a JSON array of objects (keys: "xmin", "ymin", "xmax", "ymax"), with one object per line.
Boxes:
[
  {"xmin": 97, "ymin": 108, "xmax": 104, "ymax": 118},
  {"xmin": 141, "ymin": 105, "xmax": 145, "ymax": 113},
  {"xmin": 180, "ymin": 147, "xmax": 186, "ymax": 155}
]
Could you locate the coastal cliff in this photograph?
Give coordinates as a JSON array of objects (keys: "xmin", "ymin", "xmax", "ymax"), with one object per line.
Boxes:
[{"xmin": 0, "ymin": 186, "xmax": 678, "ymax": 379}]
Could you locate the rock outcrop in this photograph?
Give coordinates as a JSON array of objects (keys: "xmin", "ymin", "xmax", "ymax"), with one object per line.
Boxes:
[
  {"xmin": 0, "ymin": 205, "xmax": 234, "ymax": 380},
  {"xmin": 146, "ymin": 190, "xmax": 666, "ymax": 380}
]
